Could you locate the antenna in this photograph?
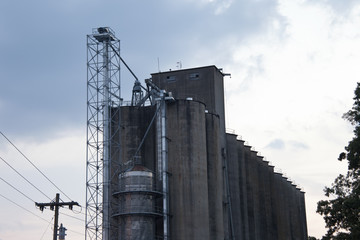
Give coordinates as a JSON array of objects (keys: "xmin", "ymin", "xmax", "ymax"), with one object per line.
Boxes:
[{"xmin": 176, "ymin": 61, "xmax": 182, "ymax": 70}]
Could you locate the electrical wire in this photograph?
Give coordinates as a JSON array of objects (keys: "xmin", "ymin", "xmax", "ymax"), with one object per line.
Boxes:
[
  {"xmin": 60, "ymin": 211, "xmax": 85, "ymax": 222},
  {"xmin": 71, "ymin": 204, "xmax": 85, "ymax": 215},
  {"xmin": 0, "ymin": 192, "xmax": 50, "ymax": 223},
  {"xmin": 59, "ymin": 197, "xmax": 85, "ymax": 214},
  {"xmin": 0, "ymin": 132, "xmax": 86, "ymax": 238},
  {"xmin": 0, "ymin": 156, "xmax": 52, "ymax": 201},
  {"xmin": 0, "ymin": 175, "xmax": 36, "ymax": 202},
  {"xmin": 0, "ymin": 131, "xmax": 73, "ymax": 201},
  {"xmin": 66, "ymin": 228, "xmax": 85, "ymax": 236},
  {"xmin": 0, "ymin": 190, "xmax": 85, "ymax": 237},
  {"xmin": 40, "ymin": 216, "xmax": 54, "ymax": 240}
]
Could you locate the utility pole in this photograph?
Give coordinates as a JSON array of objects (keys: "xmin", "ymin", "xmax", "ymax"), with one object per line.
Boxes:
[{"xmin": 35, "ymin": 193, "xmax": 79, "ymax": 240}]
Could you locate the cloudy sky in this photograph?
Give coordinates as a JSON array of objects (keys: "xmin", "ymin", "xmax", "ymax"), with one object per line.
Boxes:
[{"xmin": 1, "ymin": 0, "xmax": 360, "ymax": 239}]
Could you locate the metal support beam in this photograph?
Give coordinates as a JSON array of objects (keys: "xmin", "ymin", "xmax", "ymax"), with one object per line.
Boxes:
[{"xmin": 86, "ymin": 27, "xmax": 121, "ymax": 240}]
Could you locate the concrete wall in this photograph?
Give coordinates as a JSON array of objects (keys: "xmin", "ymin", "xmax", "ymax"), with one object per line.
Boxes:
[
  {"xmin": 300, "ymin": 191, "xmax": 308, "ymax": 239},
  {"xmin": 166, "ymin": 99, "xmax": 210, "ymax": 240},
  {"xmin": 237, "ymin": 140, "xmax": 250, "ymax": 240},
  {"xmin": 111, "ymin": 106, "xmax": 158, "ymax": 240},
  {"xmin": 151, "ymin": 66, "xmax": 225, "ymax": 121},
  {"xmin": 258, "ymin": 159, "xmax": 273, "ymax": 239},
  {"xmin": 226, "ymin": 134, "xmax": 242, "ymax": 239},
  {"xmin": 152, "ymin": 66, "xmax": 229, "ymax": 238},
  {"xmin": 267, "ymin": 164, "xmax": 279, "ymax": 240},
  {"xmin": 117, "ymin": 106, "xmax": 157, "ymax": 171},
  {"xmin": 225, "ymin": 133, "xmax": 308, "ymax": 240},
  {"xmin": 206, "ymin": 113, "xmax": 224, "ymax": 240}
]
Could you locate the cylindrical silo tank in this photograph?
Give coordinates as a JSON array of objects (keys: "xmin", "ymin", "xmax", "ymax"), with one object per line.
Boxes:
[
  {"xmin": 166, "ymin": 99, "xmax": 210, "ymax": 240},
  {"xmin": 116, "ymin": 165, "xmax": 159, "ymax": 240},
  {"xmin": 206, "ymin": 112, "xmax": 224, "ymax": 240},
  {"xmin": 226, "ymin": 133, "xmax": 242, "ymax": 240}
]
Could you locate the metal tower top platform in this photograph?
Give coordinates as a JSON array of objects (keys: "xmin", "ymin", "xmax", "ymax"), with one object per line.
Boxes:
[{"xmin": 92, "ymin": 27, "xmax": 116, "ymax": 42}]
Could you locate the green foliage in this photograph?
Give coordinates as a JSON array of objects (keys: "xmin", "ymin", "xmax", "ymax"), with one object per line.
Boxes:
[
  {"xmin": 308, "ymin": 236, "xmax": 319, "ymax": 240},
  {"xmin": 317, "ymin": 82, "xmax": 360, "ymax": 239}
]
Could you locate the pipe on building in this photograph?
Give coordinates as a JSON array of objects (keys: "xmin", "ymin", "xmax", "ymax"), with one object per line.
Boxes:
[{"xmin": 156, "ymin": 92, "xmax": 170, "ymax": 240}]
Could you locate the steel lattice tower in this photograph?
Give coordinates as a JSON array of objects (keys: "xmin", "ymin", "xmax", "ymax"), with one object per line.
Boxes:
[{"xmin": 86, "ymin": 27, "xmax": 121, "ymax": 240}]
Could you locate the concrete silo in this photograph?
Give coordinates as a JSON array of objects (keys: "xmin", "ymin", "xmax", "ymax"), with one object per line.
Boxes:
[
  {"xmin": 206, "ymin": 113, "xmax": 225, "ymax": 240},
  {"xmin": 166, "ymin": 99, "xmax": 210, "ymax": 240}
]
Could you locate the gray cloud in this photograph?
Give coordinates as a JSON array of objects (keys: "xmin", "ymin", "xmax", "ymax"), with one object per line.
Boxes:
[
  {"xmin": 289, "ymin": 140, "xmax": 309, "ymax": 150},
  {"xmin": 0, "ymin": 0, "xmax": 285, "ymax": 139},
  {"xmin": 266, "ymin": 138, "xmax": 285, "ymax": 149},
  {"xmin": 266, "ymin": 139, "xmax": 309, "ymax": 151}
]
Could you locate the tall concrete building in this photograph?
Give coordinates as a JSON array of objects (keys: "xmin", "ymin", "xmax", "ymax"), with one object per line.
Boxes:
[{"xmin": 101, "ymin": 65, "xmax": 307, "ymax": 239}]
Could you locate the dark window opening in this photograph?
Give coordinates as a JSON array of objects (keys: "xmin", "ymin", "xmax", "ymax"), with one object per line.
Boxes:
[
  {"xmin": 166, "ymin": 75, "xmax": 176, "ymax": 82},
  {"xmin": 189, "ymin": 73, "xmax": 200, "ymax": 80}
]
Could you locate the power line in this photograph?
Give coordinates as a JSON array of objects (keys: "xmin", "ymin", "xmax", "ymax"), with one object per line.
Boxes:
[
  {"xmin": 69, "ymin": 203, "xmax": 85, "ymax": 215},
  {"xmin": 61, "ymin": 211, "xmax": 85, "ymax": 222},
  {"xmin": 0, "ymin": 175, "xmax": 36, "ymax": 202},
  {"xmin": 0, "ymin": 192, "xmax": 51, "ymax": 223},
  {"xmin": 0, "ymin": 131, "xmax": 73, "ymax": 201},
  {"xmin": 66, "ymin": 228, "xmax": 85, "ymax": 236},
  {"xmin": 35, "ymin": 193, "xmax": 80, "ymax": 240},
  {"xmin": 0, "ymin": 156, "xmax": 52, "ymax": 201},
  {"xmin": 40, "ymin": 216, "xmax": 54, "ymax": 240},
  {"xmin": 60, "ymin": 197, "xmax": 86, "ymax": 214}
]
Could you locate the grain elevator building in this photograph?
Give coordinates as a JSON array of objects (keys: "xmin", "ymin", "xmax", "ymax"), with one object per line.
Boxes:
[{"xmin": 104, "ymin": 65, "xmax": 308, "ymax": 240}]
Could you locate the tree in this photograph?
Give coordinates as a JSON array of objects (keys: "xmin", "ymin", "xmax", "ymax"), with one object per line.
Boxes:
[
  {"xmin": 317, "ymin": 83, "xmax": 360, "ymax": 239},
  {"xmin": 308, "ymin": 236, "xmax": 319, "ymax": 240}
]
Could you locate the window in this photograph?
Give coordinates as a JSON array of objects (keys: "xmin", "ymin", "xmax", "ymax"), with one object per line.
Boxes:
[
  {"xmin": 166, "ymin": 75, "xmax": 176, "ymax": 82},
  {"xmin": 189, "ymin": 72, "xmax": 200, "ymax": 80}
]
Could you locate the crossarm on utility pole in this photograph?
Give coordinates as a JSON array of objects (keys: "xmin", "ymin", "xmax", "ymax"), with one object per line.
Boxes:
[{"xmin": 35, "ymin": 193, "xmax": 79, "ymax": 240}]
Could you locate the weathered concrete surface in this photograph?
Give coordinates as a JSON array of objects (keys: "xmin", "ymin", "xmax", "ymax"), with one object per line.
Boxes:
[
  {"xmin": 111, "ymin": 106, "xmax": 157, "ymax": 239},
  {"xmin": 226, "ymin": 134, "xmax": 242, "ymax": 239},
  {"xmin": 151, "ymin": 66, "xmax": 225, "ymax": 124},
  {"xmin": 256, "ymin": 155, "xmax": 267, "ymax": 240},
  {"xmin": 118, "ymin": 106, "xmax": 157, "ymax": 171},
  {"xmin": 250, "ymin": 150, "xmax": 261, "ymax": 240},
  {"xmin": 258, "ymin": 159, "xmax": 273, "ymax": 240},
  {"xmin": 273, "ymin": 173, "xmax": 288, "ymax": 239},
  {"xmin": 243, "ymin": 144, "xmax": 255, "ymax": 239},
  {"xmin": 152, "ymin": 66, "xmax": 229, "ymax": 238},
  {"xmin": 300, "ymin": 191, "xmax": 308, "ymax": 239},
  {"xmin": 166, "ymin": 99, "xmax": 210, "ymax": 240},
  {"xmin": 206, "ymin": 113, "xmax": 224, "ymax": 240},
  {"xmin": 267, "ymin": 165, "xmax": 279, "ymax": 240},
  {"xmin": 237, "ymin": 139, "xmax": 250, "ymax": 240}
]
